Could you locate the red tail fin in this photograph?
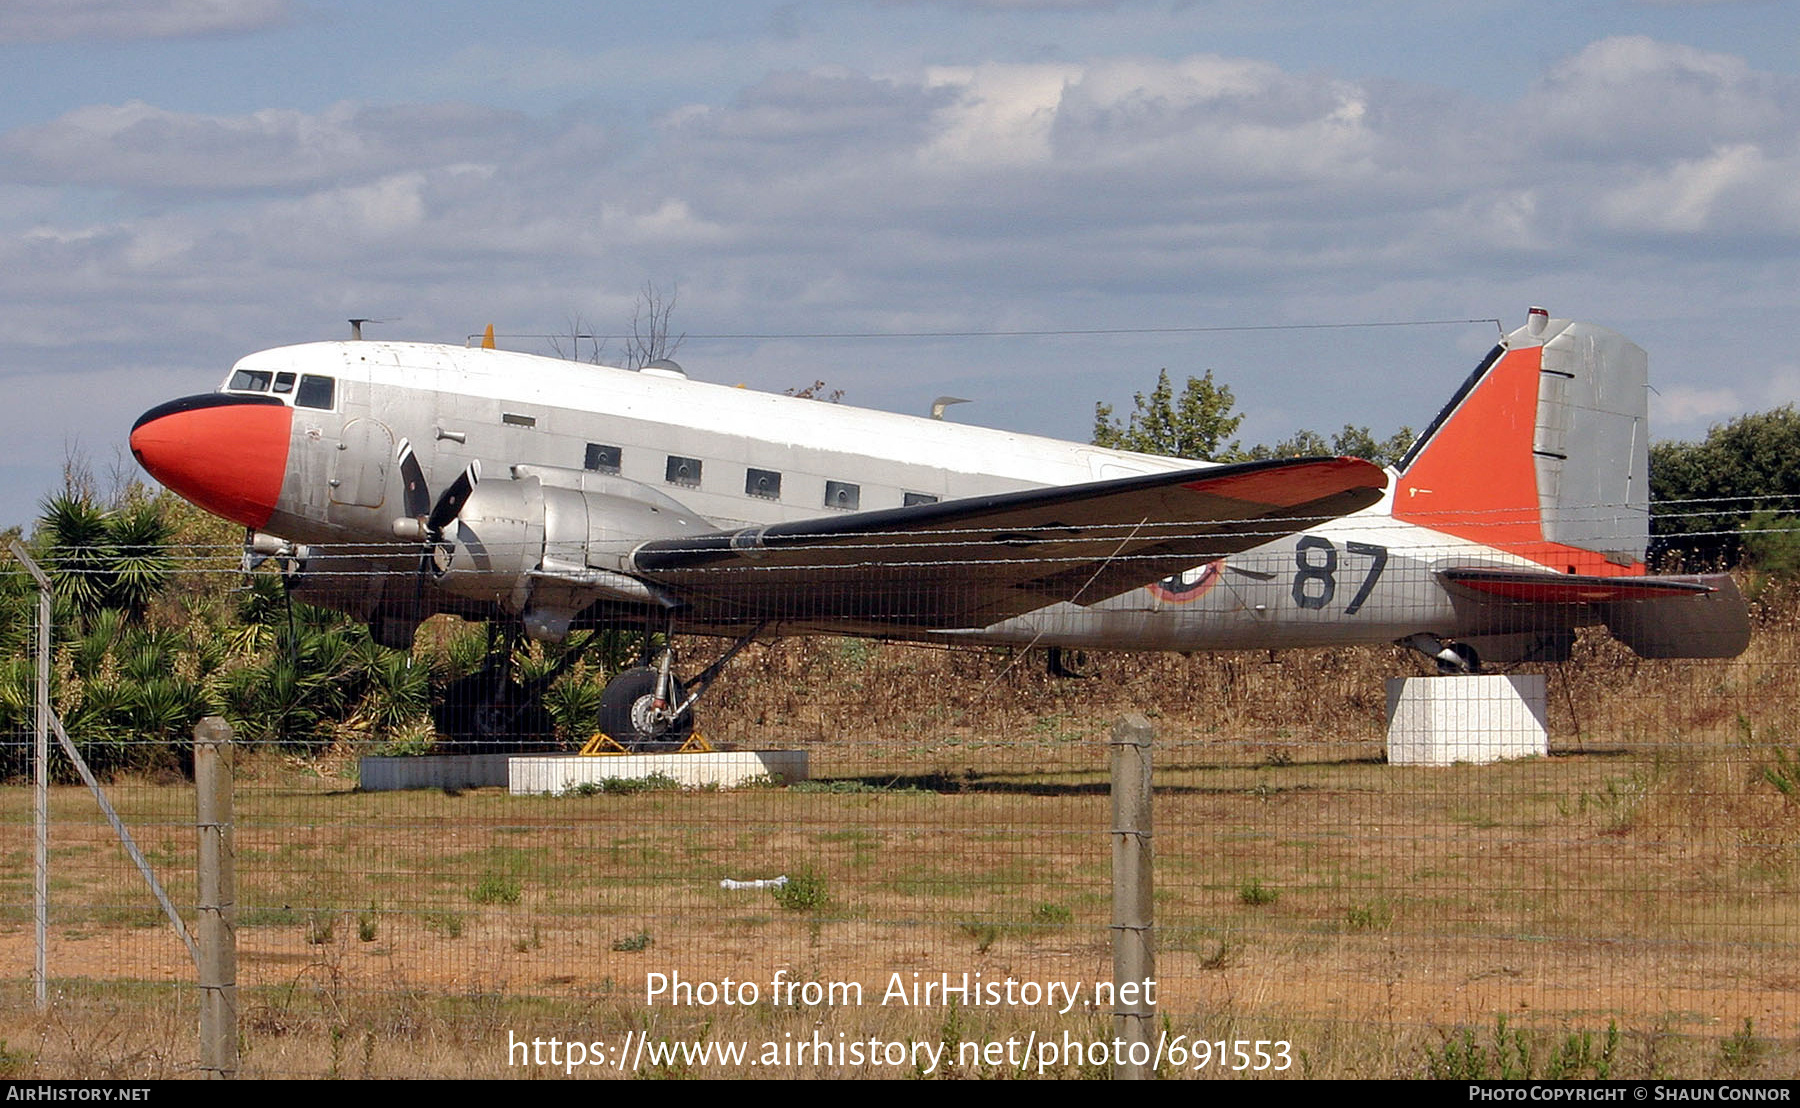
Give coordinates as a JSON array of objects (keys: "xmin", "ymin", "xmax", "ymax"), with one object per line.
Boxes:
[{"xmin": 1394, "ymin": 314, "xmax": 1648, "ymax": 576}]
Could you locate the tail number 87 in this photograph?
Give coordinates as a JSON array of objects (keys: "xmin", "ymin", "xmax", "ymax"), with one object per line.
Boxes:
[{"xmin": 1291, "ymin": 537, "xmax": 1387, "ymax": 614}]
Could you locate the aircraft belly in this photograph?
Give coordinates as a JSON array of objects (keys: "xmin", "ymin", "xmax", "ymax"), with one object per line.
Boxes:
[{"xmin": 956, "ymin": 543, "xmax": 1459, "ymax": 652}]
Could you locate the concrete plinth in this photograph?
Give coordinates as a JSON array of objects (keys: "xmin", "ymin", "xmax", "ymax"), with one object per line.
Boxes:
[
  {"xmin": 510, "ymin": 750, "xmax": 811, "ymax": 795},
  {"xmin": 358, "ymin": 754, "xmax": 513, "ymax": 791},
  {"xmin": 1384, "ymin": 674, "xmax": 1548, "ymax": 766}
]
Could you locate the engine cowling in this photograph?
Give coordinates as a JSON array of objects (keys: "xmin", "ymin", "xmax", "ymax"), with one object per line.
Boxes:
[{"xmin": 431, "ymin": 466, "xmax": 713, "ymax": 640}]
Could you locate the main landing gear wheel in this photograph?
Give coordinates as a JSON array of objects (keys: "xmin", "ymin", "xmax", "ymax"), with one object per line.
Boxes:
[
  {"xmin": 598, "ymin": 666, "xmax": 694, "ymax": 751},
  {"xmin": 433, "ymin": 674, "xmax": 555, "ymax": 753},
  {"xmin": 1435, "ymin": 641, "xmax": 1482, "ymax": 675}
]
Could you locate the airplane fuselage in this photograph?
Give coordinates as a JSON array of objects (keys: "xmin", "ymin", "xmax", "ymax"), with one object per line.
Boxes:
[{"xmin": 143, "ymin": 338, "xmax": 1559, "ymax": 656}]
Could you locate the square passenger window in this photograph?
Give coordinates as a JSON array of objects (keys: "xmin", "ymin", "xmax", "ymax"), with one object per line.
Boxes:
[
  {"xmin": 666, "ymin": 455, "xmax": 702, "ymax": 487},
  {"xmin": 585, "ymin": 444, "xmax": 622, "ymax": 474},
  {"xmin": 903, "ymin": 492, "xmax": 939, "ymax": 507},
  {"xmin": 825, "ymin": 480, "xmax": 860, "ymax": 510},
  {"xmin": 746, "ymin": 468, "xmax": 782, "ymax": 499}
]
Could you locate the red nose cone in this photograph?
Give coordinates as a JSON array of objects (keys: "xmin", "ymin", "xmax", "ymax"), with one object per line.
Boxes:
[{"xmin": 130, "ymin": 395, "xmax": 292, "ymax": 529}]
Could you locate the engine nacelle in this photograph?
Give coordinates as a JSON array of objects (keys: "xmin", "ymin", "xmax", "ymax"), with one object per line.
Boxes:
[
  {"xmin": 431, "ymin": 466, "xmax": 713, "ymax": 639},
  {"xmin": 432, "ymin": 476, "xmax": 545, "ymax": 610}
]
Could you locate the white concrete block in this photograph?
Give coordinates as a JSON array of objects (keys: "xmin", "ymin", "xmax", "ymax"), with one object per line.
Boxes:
[
  {"xmin": 1384, "ymin": 674, "xmax": 1548, "ymax": 766},
  {"xmin": 509, "ymin": 750, "xmax": 811, "ymax": 795}
]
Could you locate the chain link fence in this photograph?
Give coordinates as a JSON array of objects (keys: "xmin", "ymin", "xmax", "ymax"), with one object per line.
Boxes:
[{"xmin": 3, "ymin": 515, "xmax": 1798, "ymax": 1079}]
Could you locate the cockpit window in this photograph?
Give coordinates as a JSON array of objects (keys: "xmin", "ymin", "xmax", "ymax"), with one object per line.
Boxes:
[
  {"xmin": 271, "ymin": 371, "xmax": 296, "ymax": 394},
  {"xmin": 228, "ymin": 369, "xmax": 273, "ymax": 392},
  {"xmin": 295, "ymin": 374, "xmax": 336, "ymax": 410}
]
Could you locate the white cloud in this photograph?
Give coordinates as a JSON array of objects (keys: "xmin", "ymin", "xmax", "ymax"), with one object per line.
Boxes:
[
  {"xmin": 888, "ymin": 0, "xmax": 1123, "ymax": 8},
  {"xmin": 1653, "ymin": 384, "xmax": 1746, "ymax": 427},
  {"xmin": 920, "ymin": 63, "xmax": 1077, "ymax": 167},
  {"xmin": 1525, "ymin": 36, "xmax": 1797, "ymax": 162},
  {"xmin": 0, "ymin": 100, "xmax": 541, "ymax": 193},
  {"xmin": 0, "ymin": 0, "xmax": 285, "ymax": 43},
  {"xmin": 1596, "ymin": 142, "xmax": 1791, "ymax": 234}
]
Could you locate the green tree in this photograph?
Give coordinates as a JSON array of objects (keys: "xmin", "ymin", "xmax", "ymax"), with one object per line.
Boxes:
[
  {"xmin": 1245, "ymin": 424, "xmax": 1416, "ymax": 468},
  {"xmin": 1740, "ymin": 510, "xmax": 1800, "ymax": 582},
  {"xmin": 1093, "ymin": 368, "xmax": 1413, "ymax": 467},
  {"xmin": 1092, "ymin": 369, "xmax": 1245, "ymax": 461},
  {"xmin": 1649, "ymin": 405, "xmax": 1800, "ymax": 570}
]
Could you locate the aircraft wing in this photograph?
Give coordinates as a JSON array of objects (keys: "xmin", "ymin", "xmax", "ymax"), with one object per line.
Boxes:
[
  {"xmin": 627, "ymin": 456, "xmax": 1386, "ymax": 630},
  {"xmin": 1439, "ymin": 567, "xmax": 1752, "ymax": 658}
]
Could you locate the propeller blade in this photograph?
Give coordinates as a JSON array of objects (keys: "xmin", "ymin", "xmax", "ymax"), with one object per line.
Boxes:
[
  {"xmin": 396, "ymin": 438, "xmax": 432, "ymax": 520},
  {"xmin": 427, "ymin": 460, "xmax": 481, "ymax": 534}
]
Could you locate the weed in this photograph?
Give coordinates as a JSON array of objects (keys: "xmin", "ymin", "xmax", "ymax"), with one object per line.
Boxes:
[
  {"xmin": 611, "ymin": 929, "xmax": 653, "ymax": 952},
  {"xmin": 831, "ymin": 637, "xmax": 875, "ymax": 669},
  {"xmin": 772, "ymin": 870, "xmax": 831, "ymax": 912},
  {"xmin": 1763, "ymin": 748, "xmax": 1800, "ymax": 804},
  {"xmin": 934, "ymin": 1001, "xmax": 967, "ymax": 1078},
  {"xmin": 1425, "ymin": 1027, "xmax": 1487, "ymax": 1079},
  {"xmin": 1032, "ymin": 902, "xmax": 1073, "ymax": 925},
  {"xmin": 0, "ymin": 1039, "xmax": 30, "ymax": 1078},
  {"xmin": 512, "ymin": 926, "xmax": 542, "ymax": 953},
  {"xmin": 561, "ymin": 772, "xmax": 684, "ymax": 797},
  {"xmin": 1543, "ymin": 1023, "xmax": 1620, "ymax": 1080},
  {"xmin": 1345, "ymin": 900, "xmax": 1393, "ymax": 931},
  {"xmin": 305, "ymin": 911, "xmax": 335, "ymax": 945},
  {"xmin": 241, "ymin": 905, "xmax": 303, "ymax": 927},
  {"xmin": 357, "ymin": 904, "xmax": 378, "ymax": 943},
  {"xmin": 470, "ymin": 874, "xmax": 522, "ymax": 905},
  {"xmin": 1424, "ymin": 1017, "xmax": 1551, "ymax": 1080},
  {"xmin": 960, "ymin": 921, "xmax": 1000, "ymax": 953},
  {"xmin": 1238, "ymin": 878, "xmax": 1279, "ymax": 906},
  {"xmin": 1720, "ymin": 1019, "xmax": 1765, "ymax": 1071},
  {"xmin": 789, "ymin": 779, "xmax": 928, "ymax": 795},
  {"xmin": 423, "ymin": 910, "xmax": 464, "ymax": 939}
]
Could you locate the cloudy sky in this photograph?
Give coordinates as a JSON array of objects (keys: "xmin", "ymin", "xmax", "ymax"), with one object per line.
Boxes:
[{"xmin": 4, "ymin": 0, "xmax": 1798, "ymax": 530}]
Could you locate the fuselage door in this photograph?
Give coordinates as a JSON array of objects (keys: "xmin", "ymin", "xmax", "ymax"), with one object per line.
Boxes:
[{"xmin": 331, "ymin": 418, "xmax": 393, "ymax": 509}]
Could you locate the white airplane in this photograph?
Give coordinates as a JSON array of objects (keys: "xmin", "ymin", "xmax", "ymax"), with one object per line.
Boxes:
[{"xmin": 129, "ymin": 307, "xmax": 1750, "ymax": 748}]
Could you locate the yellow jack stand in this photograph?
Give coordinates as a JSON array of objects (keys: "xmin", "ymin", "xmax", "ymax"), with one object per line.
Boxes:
[{"xmin": 578, "ymin": 733, "xmax": 715, "ymax": 756}]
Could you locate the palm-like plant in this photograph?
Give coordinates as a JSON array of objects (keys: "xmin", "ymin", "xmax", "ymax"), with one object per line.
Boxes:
[
  {"xmin": 37, "ymin": 492, "xmax": 113, "ymax": 622},
  {"xmin": 104, "ymin": 499, "xmax": 173, "ymax": 621}
]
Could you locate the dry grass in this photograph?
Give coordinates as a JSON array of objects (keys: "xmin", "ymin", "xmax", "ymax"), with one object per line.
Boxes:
[{"xmin": 4, "ymin": 591, "xmax": 1800, "ymax": 1078}]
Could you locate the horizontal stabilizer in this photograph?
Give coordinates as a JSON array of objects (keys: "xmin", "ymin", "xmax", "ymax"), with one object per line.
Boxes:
[
  {"xmin": 1439, "ymin": 567, "xmax": 1714, "ymax": 603},
  {"xmin": 1440, "ymin": 567, "xmax": 1750, "ymax": 659}
]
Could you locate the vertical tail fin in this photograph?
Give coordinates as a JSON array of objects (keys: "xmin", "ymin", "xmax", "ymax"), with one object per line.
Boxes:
[{"xmin": 1393, "ymin": 311, "xmax": 1649, "ymax": 575}]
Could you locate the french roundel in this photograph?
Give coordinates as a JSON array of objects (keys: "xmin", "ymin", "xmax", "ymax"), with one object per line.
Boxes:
[{"xmin": 1148, "ymin": 560, "xmax": 1224, "ymax": 604}]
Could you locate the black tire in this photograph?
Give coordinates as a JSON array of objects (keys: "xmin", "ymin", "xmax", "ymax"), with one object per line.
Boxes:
[
  {"xmin": 598, "ymin": 666, "xmax": 694, "ymax": 751},
  {"xmin": 1046, "ymin": 647, "xmax": 1097, "ymax": 679},
  {"xmin": 1435, "ymin": 641, "xmax": 1482, "ymax": 675},
  {"xmin": 433, "ymin": 674, "xmax": 556, "ymax": 752}
]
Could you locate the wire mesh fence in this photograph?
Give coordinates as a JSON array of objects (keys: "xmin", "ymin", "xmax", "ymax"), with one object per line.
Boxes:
[{"xmin": 2, "ymin": 511, "xmax": 1798, "ymax": 1080}]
